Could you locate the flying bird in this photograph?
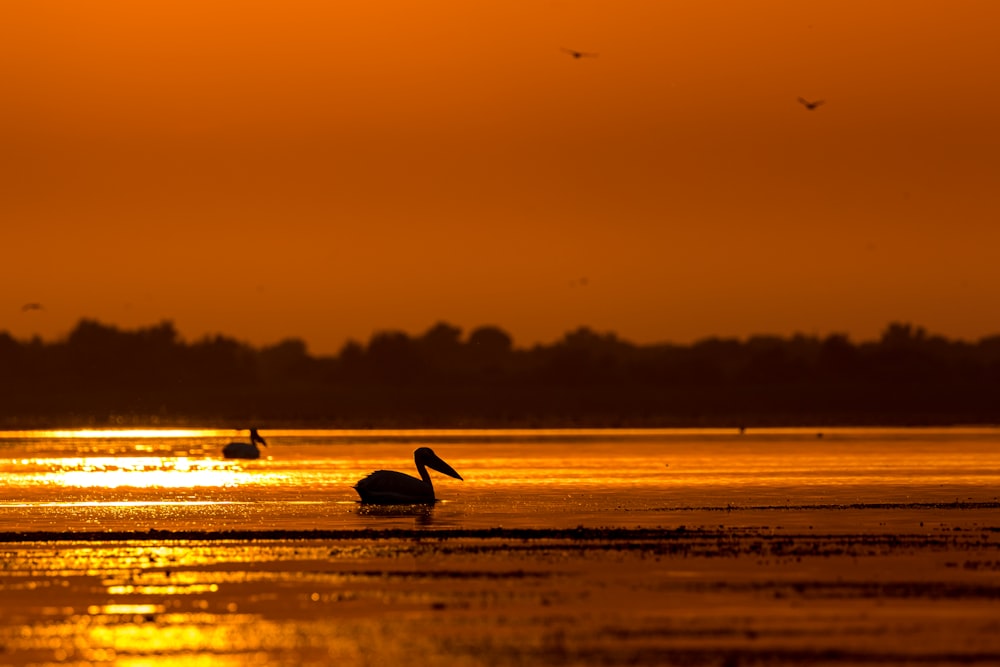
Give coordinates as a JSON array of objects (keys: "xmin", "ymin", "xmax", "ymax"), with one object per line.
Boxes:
[
  {"xmin": 354, "ymin": 447, "xmax": 463, "ymax": 504},
  {"xmin": 223, "ymin": 428, "xmax": 268, "ymax": 460},
  {"xmin": 798, "ymin": 97, "xmax": 824, "ymax": 110},
  {"xmin": 21, "ymin": 302, "xmax": 44, "ymax": 312},
  {"xmin": 561, "ymin": 47, "xmax": 598, "ymax": 59}
]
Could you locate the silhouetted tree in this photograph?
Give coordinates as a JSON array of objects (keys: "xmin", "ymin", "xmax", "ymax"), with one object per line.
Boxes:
[
  {"xmin": 467, "ymin": 325, "xmax": 513, "ymax": 375},
  {"xmin": 365, "ymin": 330, "xmax": 423, "ymax": 383},
  {"xmin": 418, "ymin": 322, "xmax": 464, "ymax": 379},
  {"xmin": 259, "ymin": 338, "xmax": 313, "ymax": 382},
  {"xmin": 2, "ymin": 317, "xmax": 1000, "ymax": 427},
  {"xmin": 818, "ymin": 333, "xmax": 861, "ymax": 380}
]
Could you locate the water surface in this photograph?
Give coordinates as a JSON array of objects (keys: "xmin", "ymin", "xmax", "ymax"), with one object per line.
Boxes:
[
  {"xmin": 2, "ymin": 428, "xmax": 999, "ymax": 666},
  {"xmin": 2, "ymin": 427, "xmax": 998, "ymax": 532}
]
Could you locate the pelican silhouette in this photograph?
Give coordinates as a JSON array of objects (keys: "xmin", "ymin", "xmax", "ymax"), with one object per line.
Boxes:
[
  {"xmin": 223, "ymin": 428, "xmax": 267, "ymax": 459},
  {"xmin": 354, "ymin": 447, "xmax": 463, "ymax": 504},
  {"xmin": 798, "ymin": 97, "xmax": 824, "ymax": 110},
  {"xmin": 561, "ymin": 47, "xmax": 598, "ymax": 59}
]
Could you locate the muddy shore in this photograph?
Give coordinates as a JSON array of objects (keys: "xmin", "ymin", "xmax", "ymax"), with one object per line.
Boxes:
[{"xmin": 2, "ymin": 521, "xmax": 999, "ymax": 666}]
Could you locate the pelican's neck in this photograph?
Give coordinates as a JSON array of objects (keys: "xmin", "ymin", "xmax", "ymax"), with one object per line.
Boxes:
[{"xmin": 415, "ymin": 459, "xmax": 433, "ymax": 487}]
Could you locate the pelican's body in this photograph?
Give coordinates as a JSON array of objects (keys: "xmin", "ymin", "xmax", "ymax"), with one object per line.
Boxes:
[
  {"xmin": 223, "ymin": 428, "xmax": 267, "ymax": 459},
  {"xmin": 355, "ymin": 447, "xmax": 463, "ymax": 504}
]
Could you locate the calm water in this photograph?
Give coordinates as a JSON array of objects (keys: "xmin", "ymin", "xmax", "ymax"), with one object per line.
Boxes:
[
  {"xmin": 2, "ymin": 427, "xmax": 998, "ymax": 532},
  {"xmin": 2, "ymin": 428, "xmax": 1000, "ymax": 666}
]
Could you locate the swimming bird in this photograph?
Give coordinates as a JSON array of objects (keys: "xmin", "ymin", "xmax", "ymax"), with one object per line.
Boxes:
[
  {"xmin": 21, "ymin": 302, "xmax": 44, "ymax": 312},
  {"xmin": 798, "ymin": 97, "xmax": 824, "ymax": 110},
  {"xmin": 561, "ymin": 47, "xmax": 598, "ymax": 59},
  {"xmin": 223, "ymin": 428, "xmax": 267, "ymax": 459},
  {"xmin": 354, "ymin": 447, "xmax": 463, "ymax": 504}
]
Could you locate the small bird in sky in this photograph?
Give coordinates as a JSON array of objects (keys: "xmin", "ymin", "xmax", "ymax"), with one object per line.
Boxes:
[
  {"xmin": 798, "ymin": 97, "xmax": 824, "ymax": 110},
  {"xmin": 21, "ymin": 302, "xmax": 44, "ymax": 312},
  {"xmin": 561, "ymin": 47, "xmax": 598, "ymax": 59}
]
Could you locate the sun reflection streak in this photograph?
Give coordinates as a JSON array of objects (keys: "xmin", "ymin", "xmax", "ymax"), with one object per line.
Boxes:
[
  {"xmin": 106, "ymin": 584, "xmax": 220, "ymax": 595},
  {"xmin": 38, "ymin": 457, "xmax": 261, "ymax": 489},
  {"xmin": 90, "ymin": 604, "xmax": 164, "ymax": 615},
  {"xmin": 3, "ymin": 428, "xmax": 231, "ymax": 439}
]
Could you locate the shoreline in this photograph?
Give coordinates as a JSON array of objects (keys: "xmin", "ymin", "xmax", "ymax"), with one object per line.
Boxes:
[
  {"xmin": 2, "ymin": 519, "xmax": 997, "ymax": 544},
  {"xmin": 5, "ymin": 416, "xmax": 1000, "ymax": 431}
]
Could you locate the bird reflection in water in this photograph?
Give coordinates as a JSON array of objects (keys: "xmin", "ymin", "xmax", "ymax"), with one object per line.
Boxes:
[
  {"xmin": 356, "ymin": 502, "xmax": 437, "ymax": 526},
  {"xmin": 354, "ymin": 447, "xmax": 463, "ymax": 504}
]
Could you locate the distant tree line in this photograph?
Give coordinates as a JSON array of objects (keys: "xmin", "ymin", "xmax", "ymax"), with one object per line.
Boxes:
[{"xmin": 2, "ymin": 319, "xmax": 999, "ymax": 428}]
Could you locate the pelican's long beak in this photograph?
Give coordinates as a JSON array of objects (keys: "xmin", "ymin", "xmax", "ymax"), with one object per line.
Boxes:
[{"xmin": 426, "ymin": 453, "xmax": 463, "ymax": 481}]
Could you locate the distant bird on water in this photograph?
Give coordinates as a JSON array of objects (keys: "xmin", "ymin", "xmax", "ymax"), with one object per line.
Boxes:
[
  {"xmin": 354, "ymin": 447, "xmax": 463, "ymax": 504},
  {"xmin": 798, "ymin": 97, "xmax": 824, "ymax": 110},
  {"xmin": 223, "ymin": 428, "xmax": 267, "ymax": 459},
  {"xmin": 561, "ymin": 47, "xmax": 598, "ymax": 59},
  {"xmin": 21, "ymin": 302, "xmax": 44, "ymax": 312}
]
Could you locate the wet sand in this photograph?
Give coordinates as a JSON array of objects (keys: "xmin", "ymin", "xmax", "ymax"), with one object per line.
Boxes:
[{"xmin": 2, "ymin": 516, "xmax": 999, "ymax": 666}]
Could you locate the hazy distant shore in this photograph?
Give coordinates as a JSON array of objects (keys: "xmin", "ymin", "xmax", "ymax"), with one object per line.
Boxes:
[
  {"xmin": 3, "ymin": 410, "xmax": 998, "ymax": 431},
  {"xmin": 4, "ymin": 320, "xmax": 999, "ymax": 429}
]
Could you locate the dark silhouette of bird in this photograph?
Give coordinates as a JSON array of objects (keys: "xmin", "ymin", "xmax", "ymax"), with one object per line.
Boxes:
[
  {"xmin": 21, "ymin": 303, "xmax": 44, "ymax": 312},
  {"xmin": 798, "ymin": 97, "xmax": 824, "ymax": 110},
  {"xmin": 354, "ymin": 447, "xmax": 463, "ymax": 504},
  {"xmin": 223, "ymin": 428, "xmax": 268, "ymax": 459},
  {"xmin": 561, "ymin": 47, "xmax": 598, "ymax": 59}
]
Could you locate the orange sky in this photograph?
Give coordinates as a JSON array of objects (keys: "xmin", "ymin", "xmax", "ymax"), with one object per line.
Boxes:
[{"xmin": 2, "ymin": 1, "xmax": 999, "ymax": 355}]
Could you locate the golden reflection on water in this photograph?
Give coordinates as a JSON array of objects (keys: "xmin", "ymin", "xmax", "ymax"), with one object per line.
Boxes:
[
  {"xmin": 5, "ymin": 429, "xmax": 231, "ymax": 439},
  {"xmin": 89, "ymin": 604, "xmax": 164, "ymax": 615},
  {"xmin": 2, "ymin": 541, "xmax": 372, "ymax": 665},
  {"xmin": 106, "ymin": 583, "xmax": 220, "ymax": 595},
  {"xmin": 3, "ymin": 456, "xmax": 279, "ymax": 490},
  {"xmin": 50, "ymin": 458, "xmax": 257, "ymax": 489}
]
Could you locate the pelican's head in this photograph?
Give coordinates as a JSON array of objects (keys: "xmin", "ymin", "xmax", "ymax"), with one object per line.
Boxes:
[{"xmin": 415, "ymin": 447, "xmax": 463, "ymax": 480}]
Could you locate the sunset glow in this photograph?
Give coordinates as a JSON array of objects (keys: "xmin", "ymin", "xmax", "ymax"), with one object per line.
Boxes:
[
  {"xmin": 2, "ymin": 3, "xmax": 1000, "ymax": 658},
  {"xmin": 2, "ymin": 1, "xmax": 998, "ymax": 353}
]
